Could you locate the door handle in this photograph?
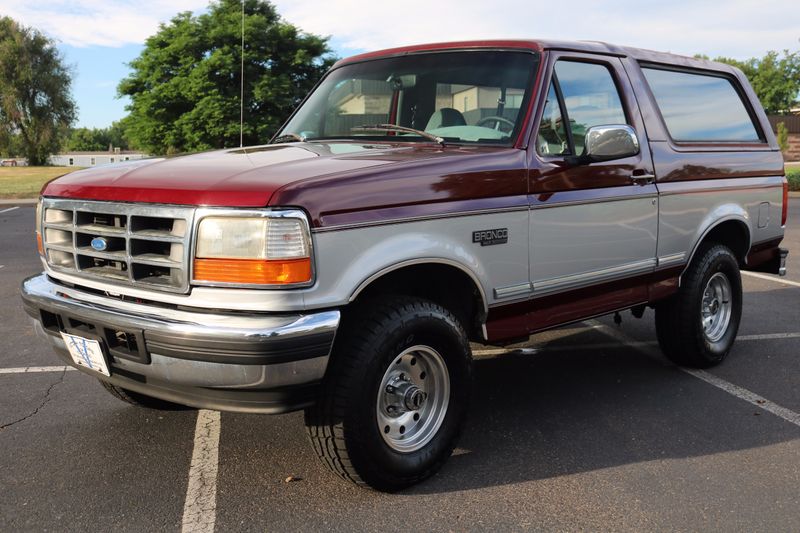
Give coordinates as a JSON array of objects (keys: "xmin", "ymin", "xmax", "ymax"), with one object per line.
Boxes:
[{"xmin": 630, "ymin": 173, "xmax": 655, "ymax": 185}]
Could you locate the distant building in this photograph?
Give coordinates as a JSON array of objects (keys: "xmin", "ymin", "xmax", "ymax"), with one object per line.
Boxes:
[{"xmin": 49, "ymin": 147, "xmax": 149, "ymax": 167}]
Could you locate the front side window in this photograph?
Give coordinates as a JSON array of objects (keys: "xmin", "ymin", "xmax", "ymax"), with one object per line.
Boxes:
[
  {"xmin": 642, "ymin": 67, "xmax": 761, "ymax": 142},
  {"xmin": 554, "ymin": 61, "xmax": 627, "ymax": 154},
  {"xmin": 279, "ymin": 51, "xmax": 540, "ymax": 145},
  {"xmin": 537, "ymin": 80, "xmax": 569, "ymax": 155}
]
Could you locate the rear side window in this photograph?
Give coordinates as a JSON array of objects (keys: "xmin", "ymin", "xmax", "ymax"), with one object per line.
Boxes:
[{"xmin": 642, "ymin": 67, "xmax": 761, "ymax": 142}]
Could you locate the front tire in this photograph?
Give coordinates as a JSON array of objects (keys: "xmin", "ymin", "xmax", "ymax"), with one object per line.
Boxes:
[
  {"xmin": 655, "ymin": 243, "xmax": 743, "ymax": 368},
  {"xmin": 304, "ymin": 296, "xmax": 472, "ymax": 491}
]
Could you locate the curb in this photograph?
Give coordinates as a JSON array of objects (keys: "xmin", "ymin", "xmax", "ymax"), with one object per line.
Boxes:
[
  {"xmin": 790, "ymin": 192, "xmax": 800, "ymax": 198},
  {"xmin": 0, "ymin": 198, "xmax": 37, "ymax": 206}
]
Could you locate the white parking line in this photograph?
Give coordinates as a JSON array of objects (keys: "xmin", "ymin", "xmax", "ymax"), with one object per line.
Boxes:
[
  {"xmin": 742, "ymin": 271, "xmax": 800, "ymax": 288},
  {"xmin": 0, "ymin": 206, "xmax": 19, "ymax": 214},
  {"xmin": 181, "ymin": 409, "xmax": 221, "ymax": 533},
  {"xmin": 586, "ymin": 319, "xmax": 800, "ymax": 429},
  {"xmin": 681, "ymin": 368, "xmax": 800, "ymax": 427},
  {"xmin": 0, "ymin": 366, "xmax": 76, "ymax": 374},
  {"xmin": 740, "ymin": 332, "xmax": 800, "ymax": 341}
]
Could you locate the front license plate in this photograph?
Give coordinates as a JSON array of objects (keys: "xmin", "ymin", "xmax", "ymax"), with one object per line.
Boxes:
[{"xmin": 60, "ymin": 332, "xmax": 111, "ymax": 376}]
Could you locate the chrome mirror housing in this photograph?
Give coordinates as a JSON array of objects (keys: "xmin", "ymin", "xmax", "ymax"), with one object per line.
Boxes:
[{"xmin": 584, "ymin": 124, "xmax": 640, "ymax": 160}]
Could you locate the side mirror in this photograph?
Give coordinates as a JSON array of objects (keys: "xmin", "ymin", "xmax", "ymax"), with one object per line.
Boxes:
[{"xmin": 583, "ymin": 124, "xmax": 640, "ymax": 161}]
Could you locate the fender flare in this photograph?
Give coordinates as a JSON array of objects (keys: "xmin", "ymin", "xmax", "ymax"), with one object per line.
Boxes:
[
  {"xmin": 680, "ymin": 213, "xmax": 751, "ymax": 284},
  {"xmin": 349, "ymin": 257, "xmax": 489, "ymax": 316}
]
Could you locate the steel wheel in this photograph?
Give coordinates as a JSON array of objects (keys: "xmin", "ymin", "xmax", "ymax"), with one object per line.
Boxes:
[
  {"xmin": 701, "ymin": 271, "xmax": 732, "ymax": 343},
  {"xmin": 305, "ymin": 296, "xmax": 471, "ymax": 491},
  {"xmin": 376, "ymin": 345, "xmax": 450, "ymax": 453}
]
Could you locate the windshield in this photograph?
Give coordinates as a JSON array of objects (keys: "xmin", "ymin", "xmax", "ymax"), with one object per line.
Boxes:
[{"xmin": 278, "ymin": 50, "xmax": 540, "ymax": 145}]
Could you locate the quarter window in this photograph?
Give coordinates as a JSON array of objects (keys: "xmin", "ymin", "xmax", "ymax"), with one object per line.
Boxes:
[{"xmin": 642, "ymin": 67, "xmax": 761, "ymax": 142}]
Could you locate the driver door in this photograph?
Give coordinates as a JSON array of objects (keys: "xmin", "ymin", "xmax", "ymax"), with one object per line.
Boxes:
[{"xmin": 528, "ymin": 53, "xmax": 658, "ymax": 328}]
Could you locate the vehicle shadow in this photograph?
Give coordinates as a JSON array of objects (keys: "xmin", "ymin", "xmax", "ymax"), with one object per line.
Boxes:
[
  {"xmin": 216, "ymin": 324, "xmax": 798, "ymax": 500},
  {"xmin": 407, "ymin": 327, "xmax": 798, "ymax": 494}
]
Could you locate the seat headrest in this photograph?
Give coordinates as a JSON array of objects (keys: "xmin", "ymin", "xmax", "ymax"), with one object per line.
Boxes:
[{"xmin": 425, "ymin": 108, "xmax": 467, "ymax": 130}]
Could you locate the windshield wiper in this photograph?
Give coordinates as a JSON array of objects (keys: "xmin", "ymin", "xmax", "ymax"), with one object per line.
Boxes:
[
  {"xmin": 352, "ymin": 124, "xmax": 445, "ymax": 146},
  {"xmin": 271, "ymin": 132, "xmax": 305, "ymax": 144}
]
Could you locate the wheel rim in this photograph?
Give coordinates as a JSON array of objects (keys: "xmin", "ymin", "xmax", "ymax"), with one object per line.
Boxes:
[
  {"xmin": 701, "ymin": 272, "xmax": 732, "ymax": 343},
  {"xmin": 376, "ymin": 345, "xmax": 450, "ymax": 453}
]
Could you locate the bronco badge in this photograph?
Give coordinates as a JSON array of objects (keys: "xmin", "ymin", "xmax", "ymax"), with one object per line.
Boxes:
[{"xmin": 472, "ymin": 228, "xmax": 508, "ymax": 246}]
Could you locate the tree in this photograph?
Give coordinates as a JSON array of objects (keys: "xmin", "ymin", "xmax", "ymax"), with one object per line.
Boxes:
[
  {"xmin": 66, "ymin": 121, "xmax": 135, "ymax": 152},
  {"xmin": 776, "ymin": 122, "xmax": 789, "ymax": 153},
  {"xmin": 66, "ymin": 128, "xmax": 106, "ymax": 152},
  {"xmin": 698, "ymin": 50, "xmax": 800, "ymax": 115},
  {"xmin": 118, "ymin": 0, "xmax": 335, "ymax": 155},
  {"xmin": 0, "ymin": 17, "xmax": 76, "ymax": 164}
]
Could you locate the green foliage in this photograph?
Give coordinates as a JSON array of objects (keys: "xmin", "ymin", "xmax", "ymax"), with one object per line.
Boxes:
[
  {"xmin": 697, "ymin": 50, "xmax": 800, "ymax": 114},
  {"xmin": 67, "ymin": 121, "xmax": 135, "ymax": 152},
  {"xmin": 0, "ymin": 17, "xmax": 76, "ymax": 164},
  {"xmin": 67, "ymin": 128, "xmax": 107, "ymax": 152},
  {"xmin": 0, "ymin": 132, "xmax": 21, "ymax": 158},
  {"xmin": 787, "ymin": 167, "xmax": 800, "ymax": 191},
  {"xmin": 776, "ymin": 122, "xmax": 789, "ymax": 153},
  {"xmin": 118, "ymin": 0, "xmax": 335, "ymax": 155}
]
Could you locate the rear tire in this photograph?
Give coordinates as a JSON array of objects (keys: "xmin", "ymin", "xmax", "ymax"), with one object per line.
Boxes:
[
  {"xmin": 99, "ymin": 380, "xmax": 193, "ymax": 410},
  {"xmin": 304, "ymin": 296, "xmax": 472, "ymax": 492},
  {"xmin": 655, "ymin": 243, "xmax": 742, "ymax": 368}
]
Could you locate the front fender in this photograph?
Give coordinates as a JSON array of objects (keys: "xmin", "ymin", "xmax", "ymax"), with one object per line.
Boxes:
[{"xmin": 304, "ymin": 209, "xmax": 530, "ymax": 311}]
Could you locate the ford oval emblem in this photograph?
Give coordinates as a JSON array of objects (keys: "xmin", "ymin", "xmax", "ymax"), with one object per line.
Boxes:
[{"xmin": 90, "ymin": 236, "xmax": 108, "ymax": 252}]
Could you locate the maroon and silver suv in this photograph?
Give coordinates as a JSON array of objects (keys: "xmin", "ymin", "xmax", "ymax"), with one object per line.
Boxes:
[{"xmin": 22, "ymin": 40, "xmax": 788, "ymax": 490}]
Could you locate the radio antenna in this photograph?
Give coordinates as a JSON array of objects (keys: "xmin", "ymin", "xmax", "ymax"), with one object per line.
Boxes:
[{"xmin": 239, "ymin": 0, "xmax": 245, "ymax": 147}]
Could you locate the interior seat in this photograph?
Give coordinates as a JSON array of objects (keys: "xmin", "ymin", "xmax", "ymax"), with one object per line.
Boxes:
[{"xmin": 425, "ymin": 108, "xmax": 467, "ymax": 130}]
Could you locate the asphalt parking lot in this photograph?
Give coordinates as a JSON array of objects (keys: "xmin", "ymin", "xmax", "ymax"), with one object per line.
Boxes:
[{"xmin": 1, "ymin": 202, "xmax": 798, "ymax": 532}]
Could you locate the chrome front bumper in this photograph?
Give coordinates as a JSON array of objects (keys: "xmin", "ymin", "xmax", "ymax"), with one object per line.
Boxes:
[{"xmin": 20, "ymin": 274, "xmax": 340, "ymax": 413}]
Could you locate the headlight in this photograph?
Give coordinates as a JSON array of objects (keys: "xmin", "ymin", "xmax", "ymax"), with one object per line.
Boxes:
[{"xmin": 193, "ymin": 212, "xmax": 313, "ymax": 286}]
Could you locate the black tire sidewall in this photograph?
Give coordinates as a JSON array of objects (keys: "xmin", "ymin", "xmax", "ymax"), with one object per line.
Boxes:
[
  {"xmin": 690, "ymin": 246, "xmax": 743, "ymax": 362},
  {"xmin": 347, "ymin": 305, "xmax": 471, "ymax": 488}
]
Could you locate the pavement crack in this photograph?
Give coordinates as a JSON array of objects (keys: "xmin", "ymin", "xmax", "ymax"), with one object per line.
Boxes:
[{"xmin": 0, "ymin": 368, "xmax": 67, "ymax": 431}]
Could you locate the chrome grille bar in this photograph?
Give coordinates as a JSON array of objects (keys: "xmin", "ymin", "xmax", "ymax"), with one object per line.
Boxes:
[{"xmin": 41, "ymin": 199, "xmax": 195, "ymax": 293}]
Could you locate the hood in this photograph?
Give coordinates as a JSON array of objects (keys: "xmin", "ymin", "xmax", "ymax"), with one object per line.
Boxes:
[{"xmin": 42, "ymin": 142, "xmax": 478, "ymax": 207}]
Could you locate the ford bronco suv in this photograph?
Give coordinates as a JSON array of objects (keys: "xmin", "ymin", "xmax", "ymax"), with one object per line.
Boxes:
[{"xmin": 22, "ymin": 40, "xmax": 789, "ymax": 491}]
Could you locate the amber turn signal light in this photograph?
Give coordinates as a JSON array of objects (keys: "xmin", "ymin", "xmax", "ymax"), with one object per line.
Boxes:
[
  {"xmin": 36, "ymin": 232, "xmax": 44, "ymax": 256},
  {"xmin": 193, "ymin": 257, "xmax": 312, "ymax": 285}
]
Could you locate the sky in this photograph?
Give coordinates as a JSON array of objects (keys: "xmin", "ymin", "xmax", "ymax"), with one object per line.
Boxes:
[{"xmin": 1, "ymin": 0, "xmax": 799, "ymax": 128}]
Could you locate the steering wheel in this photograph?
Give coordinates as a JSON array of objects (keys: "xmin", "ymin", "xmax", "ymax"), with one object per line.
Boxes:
[{"xmin": 476, "ymin": 116, "xmax": 516, "ymax": 133}]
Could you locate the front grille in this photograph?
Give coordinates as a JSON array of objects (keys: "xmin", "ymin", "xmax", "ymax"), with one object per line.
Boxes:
[{"xmin": 41, "ymin": 199, "xmax": 195, "ymax": 293}]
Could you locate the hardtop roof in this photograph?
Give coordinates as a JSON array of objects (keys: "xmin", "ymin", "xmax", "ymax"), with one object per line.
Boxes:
[{"xmin": 334, "ymin": 39, "xmax": 742, "ymax": 76}]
